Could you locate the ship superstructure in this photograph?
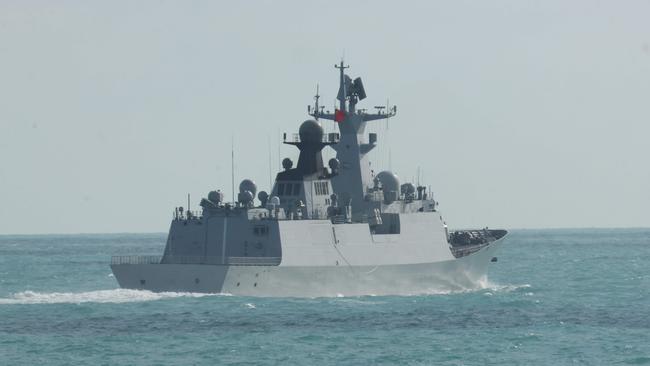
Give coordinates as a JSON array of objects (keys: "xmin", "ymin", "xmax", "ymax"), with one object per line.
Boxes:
[{"xmin": 110, "ymin": 62, "xmax": 507, "ymax": 297}]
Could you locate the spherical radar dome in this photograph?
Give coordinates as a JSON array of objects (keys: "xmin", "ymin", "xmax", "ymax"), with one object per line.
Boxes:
[
  {"xmin": 239, "ymin": 179, "xmax": 257, "ymax": 197},
  {"xmin": 299, "ymin": 120, "xmax": 324, "ymax": 143},
  {"xmin": 208, "ymin": 190, "xmax": 223, "ymax": 203},
  {"xmin": 376, "ymin": 171, "xmax": 400, "ymax": 193},
  {"xmin": 239, "ymin": 190, "xmax": 254, "ymax": 203},
  {"xmin": 258, "ymin": 190, "xmax": 269, "ymax": 202},
  {"xmin": 282, "ymin": 158, "xmax": 293, "ymax": 170}
]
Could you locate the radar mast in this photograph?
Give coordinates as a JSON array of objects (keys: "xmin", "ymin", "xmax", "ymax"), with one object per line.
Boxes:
[{"xmin": 307, "ymin": 62, "xmax": 398, "ymax": 219}]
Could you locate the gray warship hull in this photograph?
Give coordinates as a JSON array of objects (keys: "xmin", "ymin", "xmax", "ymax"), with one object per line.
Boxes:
[
  {"xmin": 111, "ymin": 237, "xmax": 503, "ymax": 297},
  {"xmin": 112, "ymin": 214, "xmax": 505, "ymax": 297}
]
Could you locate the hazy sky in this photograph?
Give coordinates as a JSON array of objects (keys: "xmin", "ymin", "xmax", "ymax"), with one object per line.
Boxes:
[{"xmin": 1, "ymin": 1, "xmax": 649, "ymax": 234}]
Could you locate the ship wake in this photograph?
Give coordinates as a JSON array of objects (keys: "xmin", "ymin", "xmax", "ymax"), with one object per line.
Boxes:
[{"xmin": 0, "ymin": 289, "xmax": 231, "ymax": 305}]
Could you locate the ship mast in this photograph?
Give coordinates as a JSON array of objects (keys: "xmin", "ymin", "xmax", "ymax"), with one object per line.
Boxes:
[
  {"xmin": 335, "ymin": 60, "xmax": 349, "ymax": 113},
  {"xmin": 308, "ymin": 61, "xmax": 396, "ymax": 125},
  {"xmin": 307, "ymin": 61, "xmax": 398, "ymax": 219}
]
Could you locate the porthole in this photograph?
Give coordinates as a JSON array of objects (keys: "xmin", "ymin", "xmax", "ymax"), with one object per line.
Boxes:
[
  {"xmin": 237, "ymin": 282, "xmax": 240, "ymax": 287},
  {"xmin": 140, "ymin": 279, "xmax": 146, "ymax": 285},
  {"xmin": 195, "ymin": 278, "xmax": 200, "ymax": 284},
  {"xmin": 254, "ymin": 282, "xmax": 257, "ymax": 287}
]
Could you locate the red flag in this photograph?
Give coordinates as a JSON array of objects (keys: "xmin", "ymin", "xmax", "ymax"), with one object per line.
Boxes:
[{"xmin": 334, "ymin": 109, "xmax": 345, "ymax": 122}]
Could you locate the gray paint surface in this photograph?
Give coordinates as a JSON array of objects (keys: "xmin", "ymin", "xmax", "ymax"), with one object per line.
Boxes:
[{"xmin": 111, "ymin": 238, "xmax": 503, "ymax": 297}]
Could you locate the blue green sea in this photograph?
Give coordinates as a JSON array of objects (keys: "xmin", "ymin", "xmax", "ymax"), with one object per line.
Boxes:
[{"xmin": 1, "ymin": 229, "xmax": 649, "ymax": 365}]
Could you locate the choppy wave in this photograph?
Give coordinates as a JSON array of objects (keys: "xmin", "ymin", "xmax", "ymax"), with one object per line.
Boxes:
[
  {"xmin": 485, "ymin": 283, "xmax": 531, "ymax": 293},
  {"xmin": 0, "ymin": 289, "xmax": 230, "ymax": 305},
  {"xmin": 320, "ymin": 282, "xmax": 532, "ymax": 298},
  {"xmin": 414, "ymin": 282, "xmax": 531, "ymax": 296}
]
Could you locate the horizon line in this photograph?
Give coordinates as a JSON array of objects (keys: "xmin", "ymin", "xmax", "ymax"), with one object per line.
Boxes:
[{"xmin": 1, "ymin": 226, "xmax": 650, "ymax": 237}]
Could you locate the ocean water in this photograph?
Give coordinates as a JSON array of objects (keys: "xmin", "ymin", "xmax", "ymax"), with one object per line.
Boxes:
[{"xmin": 1, "ymin": 229, "xmax": 649, "ymax": 365}]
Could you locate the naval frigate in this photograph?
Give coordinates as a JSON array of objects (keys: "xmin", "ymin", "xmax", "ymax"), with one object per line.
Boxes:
[{"xmin": 110, "ymin": 62, "xmax": 507, "ymax": 297}]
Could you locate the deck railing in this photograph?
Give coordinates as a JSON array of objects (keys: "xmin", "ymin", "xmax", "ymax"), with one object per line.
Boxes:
[
  {"xmin": 111, "ymin": 255, "xmax": 162, "ymax": 265},
  {"xmin": 284, "ymin": 132, "xmax": 340, "ymax": 144},
  {"xmin": 110, "ymin": 255, "xmax": 281, "ymax": 266}
]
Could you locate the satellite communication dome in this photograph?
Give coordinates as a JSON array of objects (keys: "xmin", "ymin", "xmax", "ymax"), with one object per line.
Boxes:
[
  {"xmin": 239, "ymin": 179, "xmax": 257, "ymax": 197},
  {"xmin": 298, "ymin": 120, "xmax": 324, "ymax": 143},
  {"xmin": 282, "ymin": 158, "xmax": 293, "ymax": 170},
  {"xmin": 269, "ymin": 196, "xmax": 281, "ymax": 206},
  {"xmin": 208, "ymin": 190, "xmax": 223, "ymax": 203},
  {"xmin": 376, "ymin": 171, "xmax": 400, "ymax": 193},
  {"xmin": 238, "ymin": 190, "xmax": 254, "ymax": 204},
  {"xmin": 401, "ymin": 183, "xmax": 416, "ymax": 195},
  {"xmin": 257, "ymin": 190, "xmax": 269, "ymax": 202}
]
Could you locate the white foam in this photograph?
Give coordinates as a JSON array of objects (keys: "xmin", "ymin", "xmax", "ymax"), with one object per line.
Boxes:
[
  {"xmin": 473, "ymin": 277, "xmax": 532, "ymax": 292},
  {"xmin": 487, "ymin": 283, "xmax": 531, "ymax": 293},
  {"xmin": 411, "ymin": 282, "xmax": 532, "ymax": 297},
  {"xmin": 0, "ymin": 289, "xmax": 230, "ymax": 305}
]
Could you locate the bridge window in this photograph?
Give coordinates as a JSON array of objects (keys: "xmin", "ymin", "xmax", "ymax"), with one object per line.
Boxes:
[
  {"xmin": 314, "ymin": 181, "xmax": 329, "ymax": 196},
  {"xmin": 293, "ymin": 183, "xmax": 301, "ymax": 195},
  {"xmin": 277, "ymin": 183, "xmax": 285, "ymax": 195},
  {"xmin": 285, "ymin": 184, "xmax": 293, "ymax": 196}
]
